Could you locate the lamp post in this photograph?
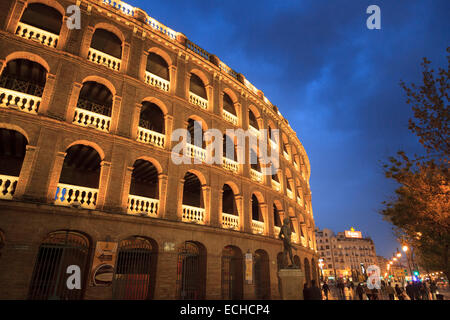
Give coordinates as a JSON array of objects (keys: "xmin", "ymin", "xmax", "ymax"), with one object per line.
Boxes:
[
  {"xmin": 318, "ymin": 259, "xmax": 324, "ymax": 283},
  {"xmin": 402, "ymin": 245, "xmax": 414, "ymax": 280}
]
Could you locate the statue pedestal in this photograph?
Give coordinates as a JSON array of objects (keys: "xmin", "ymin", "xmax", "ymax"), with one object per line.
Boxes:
[{"xmin": 278, "ymin": 268, "xmax": 305, "ymax": 300}]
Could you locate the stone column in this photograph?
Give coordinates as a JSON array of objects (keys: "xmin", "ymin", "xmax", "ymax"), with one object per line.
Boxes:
[
  {"xmin": 184, "ymin": 72, "xmax": 191, "ymax": 101},
  {"xmin": 109, "ymin": 96, "xmax": 122, "ymax": 134},
  {"xmin": 139, "ymin": 51, "xmax": 148, "ymax": 82},
  {"xmin": 209, "ymin": 186, "xmax": 221, "ymax": 228},
  {"xmin": 158, "ymin": 173, "xmax": 168, "ymax": 218},
  {"xmin": 80, "ymin": 26, "xmax": 95, "ymax": 59},
  {"xmin": 164, "ymin": 114, "xmax": 174, "ymax": 150},
  {"xmin": 176, "ymin": 178, "xmax": 185, "ymax": 221},
  {"xmin": 6, "ymin": 0, "xmax": 26, "ymax": 34},
  {"xmin": 242, "ymin": 187, "xmax": 252, "ymax": 233},
  {"xmin": 131, "ymin": 102, "xmax": 141, "ymax": 141},
  {"xmin": 38, "ymin": 73, "xmax": 56, "ymax": 115},
  {"xmin": 57, "ymin": 16, "xmax": 70, "ymax": 51},
  {"xmin": 202, "ymin": 185, "xmax": 211, "ymax": 225},
  {"xmin": 267, "ymin": 201, "xmax": 275, "ymax": 238},
  {"xmin": 13, "ymin": 145, "xmax": 38, "ymax": 199},
  {"xmin": 96, "ymin": 161, "xmax": 111, "ymax": 210},
  {"xmin": 45, "ymin": 151, "xmax": 66, "ymax": 203},
  {"xmin": 121, "ymin": 42, "xmax": 130, "ymax": 74},
  {"xmin": 120, "ymin": 166, "xmax": 133, "ymax": 212},
  {"xmin": 65, "ymin": 82, "xmax": 82, "ymax": 123},
  {"xmin": 206, "ymin": 84, "xmax": 214, "ymax": 113},
  {"xmin": 169, "ymin": 65, "xmax": 177, "ymax": 95},
  {"xmin": 235, "ymin": 194, "xmax": 244, "ymax": 231}
]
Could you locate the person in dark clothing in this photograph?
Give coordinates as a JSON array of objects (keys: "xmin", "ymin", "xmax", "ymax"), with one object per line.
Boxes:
[
  {"xmin": 406, "ymin": 282, "xmax": 415, "ymax": 300},
  {"xmin": 430, "ymin": 281, "xmax": 438, "ymax": 300},
  {"xmin": 356, "ymin": 283, "xmax": 365, "ymax": 300},
  {"xmin": 395, "ymin": 284, "xmax": 404, "ymax": 300},
  {"xmin": 386, "ymin": 282, "xmax": 395, "ymax": 300},
  {"xmin": 413, "ymin": 282, "xmax": 421, "ymax": 300},
  {"xmin": 337, "ymin": 279, "xmax": 345, "ymax": 300},
  {"xmin": 303, "ymin": 283, "xmax": 310, "ymax": 300},
  {"xmin": 309, "ymin": 280, "xmax": 323, "ymax": 300},
  {"xmin": 420, "ymin": 282, "xmax": 429, "ymax": 300},
  {"xmin": 322, "ymin": 282, "xmax": 330, "ymax": 300}
]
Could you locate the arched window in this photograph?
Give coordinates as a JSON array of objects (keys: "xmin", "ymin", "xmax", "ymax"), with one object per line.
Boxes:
[
  {"xmin": 73, "ymin": 81, "xmax": 113, "ymax": 132},
  {"xmin": 54, "ymin": 145, "xmax": 101, "ymax": 209},
  {"xmin": 186, "ymin": 119, "xmax": 207, "ymax": 162},
  {"xmin": 0, "ymin": 128, "xmax": 27, "ymax": 200},
  {"xmin": 251, "ymin": 194, "xmax": 263, "ymax": 222},
  {"xmin": 248, "ymin": 110, "xmax": 259, "ymax": 130},
  {"xmin": 112, "ymin": 236, "xmax": 157, "ymax": 300},
  {"xmin": 127, "ymin": 160, "xmax": 159, "ymax": 216},
  {"xmin": 145, "ymin": 53, "xmax": 170, "ymax": 91},
  {"xmin": 88, "ymin": 29, "xmax": 122, "ymax": 71},
  {"xmin": 221, "ymin": 184, "xmax": 239, "ymax": 230},
  {"xmin": 222, "ymin": 93, "xmax": 237, "ymax": 124},
  {"xmin": 189, "ymin": 74, "xmax": 208, "ymax": 109},
  {"xmin": 28, "ymin": 231, "xmax": 91, "ymax": 300},
  {"xmin": 0, "ymin": 59, "xmax": 47, "ymax": 114},
  {"xmin": 137, "ymin": 102, "xmax": 165, "ymax": 148},
  {"xmin": 182, "ymin": 172, "xmax": 205, "ymax": 223},
  {"xmin": 221, "ymin": 246, "xmax": 243, "ymax": 300},
  {"xmin": 273, "ymin": 204, "xmax": 282, "ymax": 228},
  {"xmin": 16, "ymin": 3, "xmax": 63, "ymax": 48},
  {"xmin": 222, "ymin": 134, "xmax": 237, "ymax": 161},
  {"xmin": 250, "ymin": 148, "xmax": 261, "ymax": 171},
  {"xmin": 176, "ymin": 241, "xmax": 206, "ymax": 300},
  {"xmin": 254, "ymin": 249, "xmax": 270, "ymax": 299}
]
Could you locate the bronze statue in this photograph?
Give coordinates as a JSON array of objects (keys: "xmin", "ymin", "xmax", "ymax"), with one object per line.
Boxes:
[{"xmin": 279, "ymin": 217, "xmax": 298, "ymax": 268}]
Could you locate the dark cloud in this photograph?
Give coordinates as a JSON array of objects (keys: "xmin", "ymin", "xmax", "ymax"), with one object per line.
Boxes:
[{"xmin": 128, "ymin": 0, "xmax": 450, "ymax": 257}]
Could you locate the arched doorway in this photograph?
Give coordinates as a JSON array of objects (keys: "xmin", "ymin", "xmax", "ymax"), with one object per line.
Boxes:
[
  {"xmin": 176, "ymin": 241, "xmax": 206, "ymax": 300},
  {"xmin": 254, "ymin": 249, "xmax": 270, "ymax": 299},
  {"xmin": 221, "ymin": 245, "xmax": 243, "ymax": 300},
  {"xmin": 28, "ymin": 231, "xmax": 91, "ymax": 300},
  {"xmin": 112, "ymin": 236, "xmax": 157, "ymax": 300}
]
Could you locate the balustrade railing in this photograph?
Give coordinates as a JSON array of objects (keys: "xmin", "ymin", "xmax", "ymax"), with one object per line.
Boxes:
[
  {"xmin": 137, "ymin": 127, "xmax": 165, "ymax": 148},
  {"xmin": 271, "ymin": 180, "xmax": 281, "ymax": 191},
  {"xmin": 73, "ymin": 107, "xmax": 111, "ymax": 132},
  {"xmin": 269, "ymin": 138, "xmax": 278, "ymax": 150},
  {"xmin": 252, "ymin": 220, "xmax": 265, "ymax": 235},
  {"xmin": 0, "ymin": 174, "xmax": 18, "ymax": 200},
  {"xmin": 222, "ymin": 109, "xmax": 238, "ymax": 125},
  {"xmin": 301, "ymin": 237, "xmax": 307, "ymax": 247},
  {"xmin": 127, "ymin": 195, "xmax": 159, "ymax": 216},
  {"xmin": 186, "ymin": 143, "xmax": 206, "ymax": 162},
  {"xmin": 297, "ymin": 196, "xmax": 303, "ymax": 206},
  {"xmin": 186, "ymin": 39, "xmax": 211, "ymax": 61},
  {"xmin": 0, "ymin": 87, "xmax": 41, "ymax": 114},
  {"xmin": 291, "ymin": 232, "xmax": 299, "ymax": 244},
  {"xmin": 54, "ymin": 183, "xmax": 98, "ymax": 209},
  {"xmin": 250, "ymin": 169, "xmax": 263, "ymax": 183},
  {"xmin": 87, "ymin": 48, "xmax": 121, "ymax": 71},
  {"xmin": 182, "ymin": 205, "xmax": 205, "ymax": 224},
  {"xmin": 222, "ymin": 157, "xmax": 239, "ymax": 173},
  {"xmin": 249, "ymin": 125, "xmax": 261, "ymax": 137},
  {"xmin": 274, "ymin": 226, "xmax": 281, "ymax": 236},
  {"xmin": 283, "ymin": 150, "xmax": 290, "ymax": 161},
  {"xmin": 102, "ymin": 0, "xmax": 135, "ymax": 16},
  {"xmin": 189, "ymin": 92, "xmax": 208, "ymax": 110},
  {"xmin": 294, "ymin": 161, "xmax": 299, "ymax": 171},
  {"xmin": 287, "ymin": 189, "xmax": 294, "ymax": 199},
  {"xmin": 218, "ymin": 61, "xmax": 238, "ymax": 80},
  {"xmin": 221, "ymin": 212, "xmax": 239, "ymax": 230},
  {"xmin": 145, "ymin": 71, "xmax": 170, "ymax": 92},
  {"xmin": 15, "ymin": 22, "xmax": 59, "ymax": 48}
]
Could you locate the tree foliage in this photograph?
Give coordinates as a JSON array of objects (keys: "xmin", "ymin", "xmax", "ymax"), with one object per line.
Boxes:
[{"xmin": 381, "ymin": 48, "xmax": 450, "ymax": 280}]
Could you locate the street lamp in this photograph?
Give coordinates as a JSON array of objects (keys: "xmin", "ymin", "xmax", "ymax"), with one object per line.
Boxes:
[
  {"xmin": 318, "ymin": 259, "xmax": 324, "ymax": 282},
  {"xmin": 396, "ymin": 248, "xmax": 402, "ymax": 258}
]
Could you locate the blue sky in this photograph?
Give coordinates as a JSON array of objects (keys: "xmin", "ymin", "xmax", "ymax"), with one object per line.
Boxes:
[{"xmin": 126, "ymin": 0, "xmax": 449, "ymax": 257}]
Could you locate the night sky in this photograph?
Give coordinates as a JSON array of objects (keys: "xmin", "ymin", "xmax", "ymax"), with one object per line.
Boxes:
[{"xmin": 126, "ymin": 0, "xmax": 449, "ymax": 258}]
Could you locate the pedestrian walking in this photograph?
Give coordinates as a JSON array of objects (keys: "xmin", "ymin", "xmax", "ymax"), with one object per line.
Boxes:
[
  {"xmin": 356, "ymin": 283, "xmax": 365, "ymax": 300},
  {"xmin": 430, "ymin": 281, "xmax": 437, "ymax": 300},
  {"xmin": 395, "ymin": 284, "xmax": 405, "ymax": 300},
  {"xmin": 303, "ymin": 283, "xmax": 310, "ymax": 300},
  {"xmin": 420, "ymin": 282, "xmax": 429, "ymax": 300},
  {"xmin": 386, "ymin": 282, "xmax": 395, "ymax": 300},
  {"xmin": 309, "ymin": 280, "xmax": 323, "ymax": 300},
  {"xmin": 322, "ymin": 281, "xmax": 330, "ymax": 300},
  {"xmin": 406, "ymin": 281, "xmax": 415, "ymax": 300}
]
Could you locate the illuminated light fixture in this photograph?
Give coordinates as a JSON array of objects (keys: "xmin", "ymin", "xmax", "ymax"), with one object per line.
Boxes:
[{"xmin": 396, "ymin": 248, "xmax": 402, "ymax": 257}]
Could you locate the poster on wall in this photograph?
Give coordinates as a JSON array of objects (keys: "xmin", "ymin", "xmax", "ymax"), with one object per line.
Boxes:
[
  {"xmin": 245, "ymin": 252, "xmax": 253, "ymax": 284},
  {"xmin": 90, "ymin": 241, "xmax": 118, "ymax": 287}
]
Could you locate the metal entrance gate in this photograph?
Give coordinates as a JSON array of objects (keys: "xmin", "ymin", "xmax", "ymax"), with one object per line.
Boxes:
[
  {"xmin": 176, "ymin": 241, "xmax": 205, "ymax": 300},
  {"xmin": 254, "ymin": 250, "xmax": 271, "ymax": 300},
  {"xmin": 28, "ymin": 231, "xmax": 90, "ymax": 300},
  {"xmin": 112, "ymin": 237, "xmax": 155, "ymax": 300},
  {"xmin": 221, "ymin": 246, "xmax": 243, "ymax": 300}
]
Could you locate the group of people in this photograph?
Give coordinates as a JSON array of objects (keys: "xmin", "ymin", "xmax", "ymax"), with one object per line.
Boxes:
[
  {"xmin": 314, "ymin": 279, "xmax": 441, "ymax": 300},
  {"xmin": 302, "ymin": 280, "xmax": 324, "ymax": 300}
]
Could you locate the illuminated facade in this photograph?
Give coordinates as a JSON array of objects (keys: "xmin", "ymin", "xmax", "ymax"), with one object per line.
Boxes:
[
  {"xmin": 315, "ymin": 228, "xmax": 377, "ymax": 281},
  {"xmin": 0, "ymin": 0, "xmax": 318, "ymax": 299}
]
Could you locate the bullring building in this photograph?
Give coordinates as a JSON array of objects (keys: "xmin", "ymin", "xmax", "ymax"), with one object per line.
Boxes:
[{"xmin": 0, "ymin": 0, "xmax": 318, "ymax": 299}]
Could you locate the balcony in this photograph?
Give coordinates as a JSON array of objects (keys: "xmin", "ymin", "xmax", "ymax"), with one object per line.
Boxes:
[
  {"xmin": 283, "ymin": 150, "xmax": 290, "ymax": 161},
  {"xmin": 287, "ymin": 189, "xmax": 294, "ymax": 199},
  {"xmin": 186, "ymin": 143, "xmax": 206, "ymax": 162},
  {"xmin": 294, "ymin": 161, "xmax": 299, "ymax": 171},
  {"xmin": 54, "ymin": 183, "xmax": 98, "ymax": 210},
  {"xmin": 127, "ymin": 194, "xmax": 159, "ymax": 216},
  {"xmin": 189, "ymin": 92, "xmax": 208, "ymax": 110},
  {"xmin": 87, "ymin": 48, "xmax": 121, "ymax": 71},
  {"xmin": 269, "ymin": 138, "xmax": 278, "ymax": 150},
  {"xmin": 0, "ymin": 87, "xmax": 41, "ymax": 114},
  {"xmin": 221, "ymin": 212, "xmax": 239, "ymax": 230},
  {"xmin": 222, "ymin": 157, "xmax": 239, "ymax": 173},
  {"xmin": 274, "ymin": 226, "xmax": 281, "ymax": 237},
  {"xmin": 182, "ymin": 205, "xmax": 205, "ymax": 224},
  {"xmin": 15, "ymin": 22, "xmax": 59, "ymax": 48},
  {"xmin": 249, "ymin": 125, "xmax": 261, "ymax": 137},
  {"xmin": 297, "ymin": 196, "xmax": 303, "ymax": 206},
  {"xmin": 72, "ymin": 106, "xmax": 111, "ymax": 132},
  {"xmin": 137, "ymin": 127, "xmax": 165, "ymax": 148},
  {"xmin": 222, "ymin": 109, "xmax": 238, "ymax": 125},
  {"xmin": 301, "ymin": 237, "xmax": 307, "ymax": 247},
  {"xmin": 0, "ymin": 174, "xmax": 18, "ymax": 200},
  {"xmin": 144, "ymin": 71, "xmax": 169, "ymax": 92},
  {"xmin": 252, "ymin": 220, "xmax": 265, "ymax": 235},
  {"xmin": 250, "ymin": 169, "xmax": 263, "ymax": 183},
  {"xmin": 271, "ymin": 179, "xmax": 281, "ymax": 192},
  {"xmin": 292, "ymin": 232, "xmax": 299, "ymax": 244}
]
